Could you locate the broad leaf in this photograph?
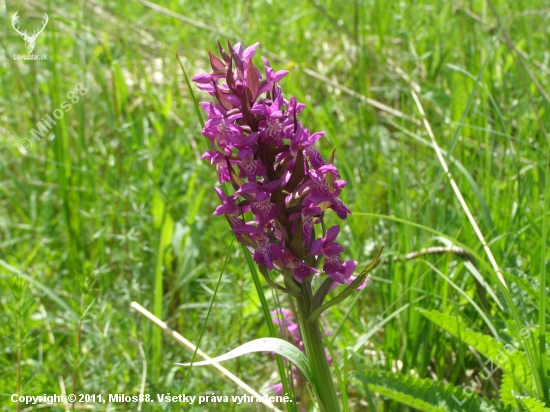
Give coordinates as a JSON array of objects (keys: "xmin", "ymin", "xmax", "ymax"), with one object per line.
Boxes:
[
  {"xmin": 515, "ymin": 395, "xmax": 550, "ymax": 411},
  {"xmin": 175, "ymin": 338, "xmax": 314, "ymax": 386},
  {"xmin": 420, "ymin": 309, "xmax": 535, "ymax": 395},
  {"xmin": 363, "ymin": 370, "xmax": 510, "ymax": 412},
  {"xmin": 500, "ymin": 374, "xmax": 517, "ymax": 406}
]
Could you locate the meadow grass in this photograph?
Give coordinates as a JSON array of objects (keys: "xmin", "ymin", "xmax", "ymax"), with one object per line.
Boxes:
[{"xmin": 0, "ymin": 0, "xmax": 549, "ymax": 410}]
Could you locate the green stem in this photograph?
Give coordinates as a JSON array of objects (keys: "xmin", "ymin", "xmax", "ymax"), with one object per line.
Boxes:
[{"xmin": 294, "ymin": 279, "xmax": 341, "ymax": 412}]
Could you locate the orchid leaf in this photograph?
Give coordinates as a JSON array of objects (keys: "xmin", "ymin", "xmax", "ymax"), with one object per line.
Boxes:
[
  {"xmin": 311, "ymin": 277, "xmax": 335, "ymax": 312},
  {"xmin": 175, "ymin": 338, "xmax": 314, "ymax": 386}
]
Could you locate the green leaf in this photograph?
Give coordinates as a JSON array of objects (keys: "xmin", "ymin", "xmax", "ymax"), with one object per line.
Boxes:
[
  {"xmin": 500, "ymin": 374, "xmax": 517, "ymax": 406},
  {"xmin": 175, "ymin": 337, "xmax": 314, "ymax": 385},
  {"xmin": 176, "ymin": 54, "xmax": 204, "ymax": 129},
  {"xmin": 363, "ymin": 370, "xmax": 509, "ymax": 412},
  {"xmin": 515, "ymin": 395, "xmax": 550, "ymax": 411},
  {"xmin": 419, "ymin": 309, "xmax": 535, "ymax": 394}
]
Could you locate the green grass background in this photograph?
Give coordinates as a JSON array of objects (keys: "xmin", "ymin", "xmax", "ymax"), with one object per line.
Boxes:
[{"xmin": 0, "ymin": 0, "xmax": 549, "ymax": 410}]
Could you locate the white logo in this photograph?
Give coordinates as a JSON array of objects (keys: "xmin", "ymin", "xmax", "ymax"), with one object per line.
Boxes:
[{"xmin": 11, "ymin": 11, "xmax": 49, "ymax": 54}]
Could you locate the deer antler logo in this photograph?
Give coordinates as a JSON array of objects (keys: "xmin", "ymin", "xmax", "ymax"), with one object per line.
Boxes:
[{"xmin": 11, "ymin": 11, "xmax": 49, "ymax": 54}]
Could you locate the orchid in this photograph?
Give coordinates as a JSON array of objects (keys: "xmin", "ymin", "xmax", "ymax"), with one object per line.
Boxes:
[{"xmin": 192, "ymin": 41, "xmax": 382, "ymax": 411}]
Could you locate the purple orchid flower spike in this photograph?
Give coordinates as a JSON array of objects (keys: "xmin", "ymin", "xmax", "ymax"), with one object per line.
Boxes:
[
  {"xmin": 195, "ymin": 39, "xmax": 380, "ymax": 303},
  {"xmin": 194, "ymin": 42, "xmax": 382, "ymax": 412}
]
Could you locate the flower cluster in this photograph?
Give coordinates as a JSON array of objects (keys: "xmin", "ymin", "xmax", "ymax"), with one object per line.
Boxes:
[{"xmin": 194, "ymin": 41, "xmax": 361, "ymax": 286}]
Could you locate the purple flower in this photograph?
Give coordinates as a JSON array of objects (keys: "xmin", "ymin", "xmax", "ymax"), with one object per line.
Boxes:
[
  {"xmin": 281, "ymin": 96, "xmax": 306, "ymax": 128},
  {"xmin": 271, "ymin": 308, "xmax": 301, "ymax": 346},
  {"xmin": 322, "ymin": 256, "xmax": 357, "ymax": 284},
  {"xmin": 233, "ymin": 42, "xmax": 260, "ymax": 69},
  {"xmin": 346, "ymin": 273, "xmax": 369, "ymax": 289},
  {"xmin": 310, "ymin": 226, "xmax": 345, "ymax": 257},
  {"xmin": 252, "ymin": 94, "xmax": 285, "ymax": 145},
  {"xmin": 310, "ymin": 226, "xmax": 356, "ymax": 283},
  {"xmin": 269, "ymin": 383, "xmax": 284, "ymax": 396},
  {"xmin": 237, "ymin": 149, "xmax": 266, "ymax": 180},
  {"xmin": 288, "ymin": 124, "xmax": 326, "ymax": 168},
  {"xmin": 259, "ymin": 57, "xmax": 289, "ymax": 94},
  {"xmin": 236, "ymin": 180, "xmax": 283, "ymax": 226},
  {"xmin": 202, "ymin": 117, "xmax": 243, "ymax": 155},
  {"xmin": 303, "ymin": 169, "xmax": 336, "ymax": 205},
  {"xmin": 329, "ymin": 271, "xmax": 370, "ymax": 292},
  {"xmin": 233, "ymin": 225, "xmax": 283, "ymax": 270},
  {"xmin": 289, "ymin": 203, "xmax": 321, "ymax": 247},
  {"xmin": 330, "ymin": 197, "xmax": 352, "ymax": 220},
  {"xmin": 201, "ymin": 150, "xmax": 233, "ymax": 184},
  {"xmin": 195, "ymin": 41, "xmax": 361, "ymax": 287},
  {"xmin": 278, "ymin": 248, "xmax": 318, "ymax": 281},
  {"xmin": 213, "ymin": 187, "xmax": 249, "ymax": 228}
]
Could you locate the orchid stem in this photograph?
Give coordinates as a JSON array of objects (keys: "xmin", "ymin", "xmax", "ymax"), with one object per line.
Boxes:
[{"xmin": 294, "ymin": 278, "xmax": 340, "ymax": 412}]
